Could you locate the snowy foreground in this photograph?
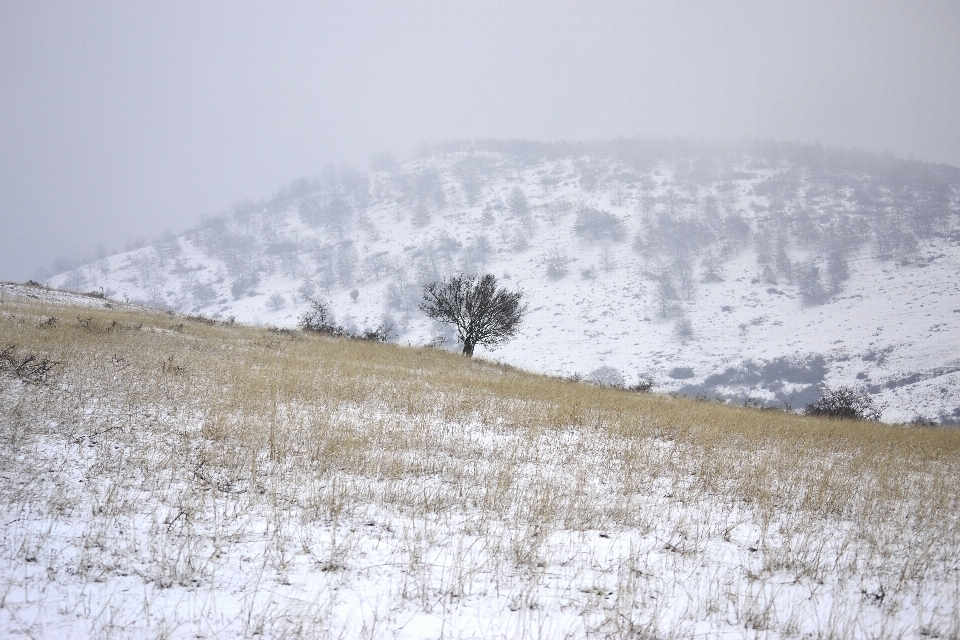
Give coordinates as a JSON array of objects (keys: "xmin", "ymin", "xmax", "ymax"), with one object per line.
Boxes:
[{"xmin": 2, "ymin": 284, "xmax": 959, "ymax": 639}]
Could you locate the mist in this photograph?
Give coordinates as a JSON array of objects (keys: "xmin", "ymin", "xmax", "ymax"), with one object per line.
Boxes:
[{"xmin": 2, "ymin": 1, "xmax": 959, "ymax": 282}]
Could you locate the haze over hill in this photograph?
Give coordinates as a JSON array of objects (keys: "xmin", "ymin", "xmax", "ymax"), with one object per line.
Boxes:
[
  {"xmin": 47, "ymin": 139, "xmax": 960, "ymax": 424},
  {"xmin": 4, "ymin": 2, "xmax": 960, "ymax": 282}
]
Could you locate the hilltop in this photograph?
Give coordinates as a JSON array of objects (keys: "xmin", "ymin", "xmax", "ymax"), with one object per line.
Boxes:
[{"xmin": 46, "ymin": 139, "xmax": 960, "ymax": 423}]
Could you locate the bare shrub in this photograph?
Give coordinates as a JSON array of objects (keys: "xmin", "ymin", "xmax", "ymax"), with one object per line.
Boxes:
[
  {"xmin": 805, "ymin": 385, "xmax": 882, "ymax": 421},
  {"xmin": 0, "ymin": 345, "xmax": 60, "ymax": 382},
  {"xmin": 574, "ymin": 205, "xmax": 625, "ymax": 243},
  {"xmin": 266, "ymin": 292, "xmax": 287, "ymax": 311},
  {"xmin": 628, "ymin": 377, "xmax": 655, "ymax": 392},
  {"xmin": 588, "ymin": 365, "xmax": 624, "ymax": 387},
  {"xmin": 544, "ymin": 246, "xmax": 571, "ymax": 279},
  {"xmin": 675, "ymin": 314, "xmax": 694, "ymax": 338},
  {"xmin": 298, "ymin": 299, "xmax": 346, "ymax": 336}
]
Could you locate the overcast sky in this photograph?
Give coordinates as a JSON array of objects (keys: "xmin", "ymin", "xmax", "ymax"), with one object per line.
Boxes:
[{"xmin": 2, "ymin": 1, "xmax": 959, "ymax": 281}]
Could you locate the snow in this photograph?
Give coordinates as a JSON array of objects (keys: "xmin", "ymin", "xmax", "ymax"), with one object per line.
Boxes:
[
  {"xmin": 44, "ymin": 150, "xmax": 960, "ymax": 424},
  {"xmin": 3, "ymin": 416, "xmax": 956, "ymax": 639},
  {"xmin": 2, "ymin": 275, "xmax": 959, "ymax": 638}
]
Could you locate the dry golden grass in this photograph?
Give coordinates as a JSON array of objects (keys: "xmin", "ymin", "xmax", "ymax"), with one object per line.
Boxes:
[{"xmin": 2, "ymin": 287, "xmax": 959, "ymax": 638}]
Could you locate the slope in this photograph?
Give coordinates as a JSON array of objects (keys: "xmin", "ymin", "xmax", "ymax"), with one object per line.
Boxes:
[
  {"xmin": 47, "ymin": 139, "xmax": 960, "ymax": 423},
  {"xmin": 3, "ymin": 282, "xmax": 960, "ymax": 638}
]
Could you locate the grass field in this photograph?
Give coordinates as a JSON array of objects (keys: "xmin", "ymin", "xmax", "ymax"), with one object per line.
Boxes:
[{"xmin": 2, "ymin": 285, "xmax": 959, "ymax": 638}]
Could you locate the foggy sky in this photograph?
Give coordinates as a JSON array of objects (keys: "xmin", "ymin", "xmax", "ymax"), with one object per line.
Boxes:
[{"xmin": 2, "ymin": 1, "xmax": 959, "ymax": 281}]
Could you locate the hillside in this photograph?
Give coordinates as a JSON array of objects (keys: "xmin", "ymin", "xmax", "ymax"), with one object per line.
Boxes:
[
  {"xmin": 2, "ymin": 282, "xmax": 959, "ymax": 638},
  {"xmin": 46, "ymin": 139, "xmax": 960, "ymax": 423}
]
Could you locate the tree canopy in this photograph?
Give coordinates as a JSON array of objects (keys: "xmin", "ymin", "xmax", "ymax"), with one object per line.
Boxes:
[{"xmin": 420, "ymin": 274, "xmax": 526, "ymax": 356}]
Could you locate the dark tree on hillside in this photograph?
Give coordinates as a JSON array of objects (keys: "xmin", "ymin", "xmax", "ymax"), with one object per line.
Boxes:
[{"xmin": 420, "ymin": 274, "xmax": 527, "ymax": 356}]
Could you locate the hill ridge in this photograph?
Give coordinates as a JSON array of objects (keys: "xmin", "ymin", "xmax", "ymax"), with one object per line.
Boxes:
[{"xmin": 47, "ymin": 139, "xmax": 960, "ymax": 423}]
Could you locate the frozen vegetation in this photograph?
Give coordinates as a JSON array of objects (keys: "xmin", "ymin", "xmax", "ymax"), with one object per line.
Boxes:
[
  {"xmin": 2, "ymin": 283, "xmax": 959, "ymax": 638},
  {"xmin": 46, "ymin": 139, "xmax": 960, "ymax": 423}
]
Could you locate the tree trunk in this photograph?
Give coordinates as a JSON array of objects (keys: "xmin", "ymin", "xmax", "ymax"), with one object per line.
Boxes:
[{"xmin": 462, "ymin": 340, "xmax": 475, "ymax": 357}]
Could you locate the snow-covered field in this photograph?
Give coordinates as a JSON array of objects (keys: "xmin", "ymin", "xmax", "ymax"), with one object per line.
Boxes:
[
  {"xmin": 46, "ymin": 142, "xmax": 960, "ymax": 424},
  {"xmin": 2, "ymin": 284, "xmax": 959, "ymax": 638}
]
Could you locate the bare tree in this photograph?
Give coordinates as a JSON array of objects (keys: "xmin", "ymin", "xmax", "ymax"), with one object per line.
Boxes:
[
  {"xmin": 420, "ymin": 274, "xmax": 527, "ymax": 356},
  {"xmin": 826, "ymin": 250, "xmax": 850, "ymax": 293},
  {"xmin": 611, "ymin": 181, "xmax": 627, "ymax": 207},
  {"xmin": 412, "ymin": 201, "xmax": 432, "ymax": 227},
  {"xmin": 361, "ymin": 251, "xmax": 390, "ymax": 281},
  {"xmin": 700, "ymin": 251, "xmax": 723, "ymax": 282},
  {"xmin": 599, "ymin": 242, "xmax": 616, "ymax": 272},
  {"xmin": 336, "ymin": 242, "xmax": 359, "ymax": 285},
  {"xmin": 507, "ymin": 186, "xmax": 529, "ymax": 218},
  {"xmin": 672, "ymin": 255, "xmax": 695, "ymax": 299},
  {"xmin": 795, "ymin": 259, "xmax": 826, "ymax": 305},
  {"xmin": 544, "ymin": 246, "xmax": 571, "ymax": 279},
  {"xmin": 654, "ymin": 277, "xmax": 679, "ymax": 318}
]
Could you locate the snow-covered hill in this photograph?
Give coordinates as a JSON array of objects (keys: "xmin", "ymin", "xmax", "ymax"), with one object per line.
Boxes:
[{"xmin": 48, "ymin": 139, "xmax": 960, "ymax": 423}]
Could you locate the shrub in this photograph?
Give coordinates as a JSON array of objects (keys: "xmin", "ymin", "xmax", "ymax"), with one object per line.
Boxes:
[
  {"xmin": 0, "ymin": 346, "xmax": 60, "ymax": 383},
  {"xmin": 357, "ymin": 326, "xmax": 390, "ymax": 342},
  {"xmin": 574, "ymin": 205, "xmax": 625, "ymax": 243},
  {"xmin": 628, "ymin": 378, "xmax": 655, "ymax": 393},
  {"xmin": 507, "ymin": 186, "xmax": 529, "ymax": 218},
  {"xmin": 266, "ymin": 293, "xmax": 287, "ymax": 311},
  {"xmin": 298, "ymin": 299, "xmax": 391, "ymax": 342},
  {"xmin": 231, "ymin": 275, "xmax": 259, "ymax": 299},
  {"xmin": 587, "ymin": 365, "xmax": 624, "ymax": 387},
  {"xmin": 805, "ymin": 385, "xmax": 881, "ymax": 421},
  {"xmin": 298, "ymin": 299, "xmax": 346, "ymax": 336},
  {"xmin": 544, "ymin": 247, "xmax": 571, "ymax": 279}
]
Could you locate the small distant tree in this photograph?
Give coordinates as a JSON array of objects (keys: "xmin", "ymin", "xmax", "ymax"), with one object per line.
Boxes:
[
  {"xmin": 653, "ymin": 276, "xmax": 679, "ymax": 318},
  {"xmin": 574, "ymin": 205, "xmax": 625, "ymax": 243},
  {"xmin": 795, "ymin": 259, "xmax": 827, "ymax": 305},
  {"xmin": 611, "ymin": 181, "xmax": 627, "ymax": 207},
  {"xmin": 266, "ymin": 292, "xmax": 287, "ymax": 311},
  {"xmin": 362, "ymin": 251, "xmax": 391, "ymax": 280},
  {"xmin": 673, "ymin": 255, "xmax": 695, "ymax": 299},
  {"xmin": 544, "ymin": 246, "xmax": 571, "ymax": 279},
  {"xmin": 420, "ymin": 274, "xmax": 527, "ymax": 356},
  {"xmin": 599, "ymin": 242, "xmax": 616, "ymax": 272},
  {"xmin": 412, "ymin": 201, "xmax": 432, "ymax": 227},
  {"xmin": 336, "ymin": 242, "xmax": 359, "ymax": 285},
  {"xmin": 507, "ymin": 187, "xmax": 529, "ymax": 218},
  {"xmin": 826, "ymin": 250, "xmax": 850, "ymax": 293},
  {"xmin": 480, "ymin": 204, "xmax": 496, "ymax": 226},
  {"xmin": 701, "ymin": 251, "xmax": 724, "ymax": 282},
  {"xmin": 323, "ymin": 196, "xmax": 353, "ymax": 236}
]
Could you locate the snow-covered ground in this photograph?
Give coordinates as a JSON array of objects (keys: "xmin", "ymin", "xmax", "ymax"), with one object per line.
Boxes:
[
  {"xmin": 3, "ymin": 284, "xmax": 958, "ymax": 639},
  {"xmin": 46, "ymin": 145, "xmax": 960, "ymax": 423}
]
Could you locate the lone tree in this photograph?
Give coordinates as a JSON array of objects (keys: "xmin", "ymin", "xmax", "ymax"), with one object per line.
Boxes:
[{"xmin": 420, "ymin": 274, "xmax": 526, "ymax": 356}]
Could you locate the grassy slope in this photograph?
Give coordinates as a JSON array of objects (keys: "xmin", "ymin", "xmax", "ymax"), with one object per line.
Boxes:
[{"xmin": 2, "ymin": 286, "xmax": 959, "ymax": 638}]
